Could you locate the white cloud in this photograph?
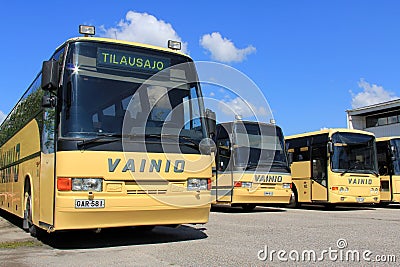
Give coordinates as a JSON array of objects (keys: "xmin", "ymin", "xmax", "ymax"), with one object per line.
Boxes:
[
  {"xmin": 350, "ymin": 79, "xmax": 399, "ymax": 108},
  {"xmin": 0, "ymin": 110, "xmax": 6, "ymax": 124},
  {"xmin": 218, "ymin": 97, "xmax": 268, "ymax": 118},
  {"xmin": 200, "ymin": 32, "xmax": 256, "ymax": 63},
  {"xmin": 100, "ymin": 11, "xmax": 188, "ymax": 53}
]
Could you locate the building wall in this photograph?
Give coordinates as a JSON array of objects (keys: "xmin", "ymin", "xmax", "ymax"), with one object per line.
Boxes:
[
  {"xmin": 364, "ymin": 124, "xmax": 400, "ymax": 138},
  {"xmin": 346, "ymin": 99, "xmax": 400, "ymax": 137}
]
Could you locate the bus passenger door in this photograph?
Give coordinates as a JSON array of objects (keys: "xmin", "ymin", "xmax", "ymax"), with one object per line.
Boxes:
[
  {"xmin": 39, "ymin": 105, "xmax": 56, "ymax": 226},
  {"xmin": 214, "ymin": 138, "xmax": 233, "ymax": 202},
  {"xmin": 311, "ymin": 146, "xmax": 328, "ymax": 201},
  {"xmin": 376, "ymin": 141, "xmax": 392, "ymax": 202}
]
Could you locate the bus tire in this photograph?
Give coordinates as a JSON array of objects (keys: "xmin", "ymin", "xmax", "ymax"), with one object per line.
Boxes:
[
  {"xmin": 377, "ymin": 202, "xmax": 389, "ymax": 207},
  {"xmin": 287, "ymin": 185, "xmax": 300, "ymax": 208},
  {"xmin": 136, "ymin": 225, "xmax": 156, "ymax": 231},
  {"xmin": 24, "ymin": 189, "xmax": 39, "ymax": 238},
  {"xmin": 241, "ymin": 204, "xmax": 256, "ymax": 211}
]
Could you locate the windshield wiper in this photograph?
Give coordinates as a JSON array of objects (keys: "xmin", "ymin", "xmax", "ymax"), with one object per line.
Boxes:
[
  {"xmin": 271, "ymin": 161, "xmax": 291, "ymax": 171},
  {"xmin": 128, "ymin": 133, "xmax": 200, "ymax": 150},
  {"xmin": 271, "ymin": 160, "xmax": 288, "ymax": 166},
  {"xmin": 244, "ymin": 163, "xmax": 259, "ymax": 170},
  {"xmin": 340, "ymin": 164, "xmax": 361, "ymax": 176},
  {"xmin": 77, "ymin": 133, "xmax": 121, "ymax": 149},
  {"xmin": 364, "ymin": 169, "xmax": 379, "ymax": 177}
]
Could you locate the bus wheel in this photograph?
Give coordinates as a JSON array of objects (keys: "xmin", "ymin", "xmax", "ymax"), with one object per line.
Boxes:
[
  {"xmin": 377, "ymin": 202, "xmax": 389, "ymax": 207},
  {"xmin": 136, "ymin": 225, "xmax": 156, "ymax": 231},
  {"xmin": 241, "ymin": 204, "xmax": 256, "ymax": 211},
  {"xmin": 287, "ymin": 187, "xmax": 300, "ymax": 208},
  {"xmin": 24, "ymin": 191, "xmax": 39, "ymax": 237}
]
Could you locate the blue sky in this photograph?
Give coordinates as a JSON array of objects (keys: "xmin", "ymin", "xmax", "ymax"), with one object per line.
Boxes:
[{"xmin": 1, "ymin": 1, "xmax": 399, "ymax": 135}]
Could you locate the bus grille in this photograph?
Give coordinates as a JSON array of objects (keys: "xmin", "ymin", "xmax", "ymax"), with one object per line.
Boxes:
[
  {"xmin": 125, "ymin": 180, "xmax": 168, "ymax": 195},
  {"xmin": 126, "ymin": 189, "xmax": 167, "ymax": 195}
]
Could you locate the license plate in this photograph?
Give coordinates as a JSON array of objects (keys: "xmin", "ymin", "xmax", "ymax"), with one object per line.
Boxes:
[
  {"xmin": 264, "ymin": 191, "xmax": 273, "ymax": 196},
  {"xmin": 356, "ymin": 197, "xmax": 364, "ymax": 203},
  {"xmin": 75, "ymin": 199, "xmax": 105, "ymax": 209}
]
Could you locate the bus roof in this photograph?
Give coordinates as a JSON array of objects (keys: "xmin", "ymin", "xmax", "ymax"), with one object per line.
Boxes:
[
  {"xmin": 218, "ymin": 120, "xmax": 282, "ymax": 133},
  {"xmin": 285, "ymin": 128, "xmax": 375, "ymax": 140},
  {"xmin": 57, "ymin": 36, "xmax": 190, "ymax": 59},
  {"xmin": 376, "ymin": 136, "xmax": 400, "ymax": 142},
  {"xmin": 218, "ymin": 120, "xmax": 280, "ymax": 128}
]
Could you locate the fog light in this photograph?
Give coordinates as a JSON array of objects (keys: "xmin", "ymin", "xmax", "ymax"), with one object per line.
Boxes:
[{"xmin": 340, "ymin": 197, "xmax": 345, "ymax": 201}]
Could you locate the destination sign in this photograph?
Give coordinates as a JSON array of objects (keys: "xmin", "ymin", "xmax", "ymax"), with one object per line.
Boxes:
[{"xmin": 97, "ymin": 48, "xmax": 171, "ymax": 73}]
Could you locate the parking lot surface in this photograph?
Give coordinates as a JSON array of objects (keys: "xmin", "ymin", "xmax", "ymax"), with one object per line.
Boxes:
[{"xmin": 1, "ymin": 205, "xmax": 399, "ymax": 266}]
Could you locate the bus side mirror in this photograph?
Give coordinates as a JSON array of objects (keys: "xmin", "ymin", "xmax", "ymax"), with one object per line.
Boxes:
[
  {"xmin": 327, "ymin": 141, "xmax": 334, "ymax": 154},
  {"xmin": 41, "ymin": 60, "xmax": 59, "ymax": 91},
  {"xmin": 205, "ymin": 109, "xmax": 216, "ymax": 137}
]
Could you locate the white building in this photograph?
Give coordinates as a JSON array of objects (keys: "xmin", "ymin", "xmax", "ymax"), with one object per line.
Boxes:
[{"xmin": 346, "ymin": 99, "xmax": 400, "ymax": 138}]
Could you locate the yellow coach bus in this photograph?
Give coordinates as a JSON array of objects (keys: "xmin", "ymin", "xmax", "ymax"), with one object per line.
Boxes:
[
  {"xmin": 0, "ymin": 26, "xmax": 214, "ymax": 236},
  {"xmin": 211, "ymin": 120, "xmax": 292, "ymax": 210},
  {"xmin": 285, "ymin": 128, "xmax": 380, "ymax": 208},
  {"xmin": 376, "ymin": 136, "xmax": 400, "ymax": 205}
]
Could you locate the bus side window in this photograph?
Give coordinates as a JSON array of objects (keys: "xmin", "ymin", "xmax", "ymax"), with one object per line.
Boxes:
[
  {"xmin": 215, "ymin": 124, "xmax": 231, "ymax": 172},
  {"xmin": 217, "ymin": 139, "xmax": 230, "ymax": 171},
  {"xmin": 312, "ymin": 146, "xmax": 327, "ymax": 186},
  {"xmin": 376, "ymin": 142, "xmax": 390, "ymax": 175},
  {"xmin": 292, "ymin": 147, "xmax": 309, "ymax": 162}
]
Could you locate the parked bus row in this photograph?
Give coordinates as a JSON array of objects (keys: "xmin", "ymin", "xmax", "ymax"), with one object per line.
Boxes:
[{"xmin": 0, "ymin": 26, "xmax": 398, "ymax": 239}]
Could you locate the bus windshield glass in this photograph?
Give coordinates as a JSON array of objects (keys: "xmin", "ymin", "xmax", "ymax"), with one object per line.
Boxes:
[
  {"xmin": 390, "ymin": 138, "xmax": 400, "ymax": 175},
  {"xmin": 60, "ymin": 42, "xmax": 206, "ymax": 146},
  {"xmin": 232, "ymin": 123, "xmax": 288, "ymax": 172},
  {"xmin": 331, "ymin": 132, "xmax": 377, "ymax": 174}
]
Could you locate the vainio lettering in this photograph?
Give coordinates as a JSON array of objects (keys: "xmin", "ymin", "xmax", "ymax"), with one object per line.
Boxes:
[
  {"xmin": 108, "ymin": 158, "xmax": 185, "ymax": 173},
  {"xmin": 254, "ymin": 174, "xmax": 283, "ymax": 183}
]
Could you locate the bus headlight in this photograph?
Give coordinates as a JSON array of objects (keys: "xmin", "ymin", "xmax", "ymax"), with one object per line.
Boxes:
[
  {"xmin": 72, "ymin": 178, "xmax": 103, "ymax": 192},
  {"xmin": 370, "ymin": 188, "xmax": 379, "ymax": 195},
  {"xmin": 241, "ymin": 182, "xmax": 252, "ymax": 188},
  {"xmin": 187, "ymin": 178, "xmax": 211, "ymax": 191},
  {"xmin": 282, "ymin": 183, "xmax": 291, "ymax": 189},
  {"xmin": 339, "ymin": 187, "xmax": 349, "ymax": 193}
]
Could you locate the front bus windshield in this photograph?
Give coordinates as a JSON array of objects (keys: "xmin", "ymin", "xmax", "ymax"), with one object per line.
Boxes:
[
  {"xmin": 331, "ymin": 132, "xmax": 378, "ymax": 175},
  {"xmin": 59, "ymin": 41, "xmax": 206, "ymax": 153},
  {"xmin": 390, "ymin": 139, "xmax": 400, "ymax": 175},
  {"xmin": 232, "ymin": 123, "xmax": 289, "ymax": 172}
]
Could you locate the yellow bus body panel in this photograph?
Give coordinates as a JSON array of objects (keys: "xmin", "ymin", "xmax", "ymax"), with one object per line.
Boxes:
[
  {"xmin": 231, "ymin": 173, "xmax": 291, "ymax": 204},
  {"xmin": 0, "ymin": 119, "xmax": 40, "ymax": 220},
  {"xmin": 328, "ymin": 172, "xmax": 380, "ymax": 204},
  {"xmin": 379, "ymin": 175, "xmax": 391, "ymax": 202},
  {"xmin": 393, "ymin": 175, "xmax": 400, "ymax": 202},
  {"xmin": 212, "ymin": 171, "xmax": 292, "ymax": 205},
  {"xmin": 53, "ymin": 151, "xmax": 212, "ymax": 230}
]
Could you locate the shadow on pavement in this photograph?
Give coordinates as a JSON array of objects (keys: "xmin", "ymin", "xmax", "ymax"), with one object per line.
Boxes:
[
  {"xmin": 40, "ymin": 224, "xmax": 208, "ymax": 249},
  {"xmin": 0, "ymin": 209, "xmax": 207, "ymax": 250},
  {"xmin": 211, "ymin": 205, "xmax": 287, "ymax": 214},
  {"xmin": 293, "ymin": 204, "xmax": 377, "ymax": 211}
]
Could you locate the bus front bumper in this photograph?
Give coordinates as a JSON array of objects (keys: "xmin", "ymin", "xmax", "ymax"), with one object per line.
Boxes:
[
  {"xmin": 52, "ymin": 193, "xmax": 211, "ymax": 231},
  {"xmin": 231, "ymin": 188, "xmax": 292, "ymax": 205},
  {"xmin": 329, "ymin": 193, "xmax": 380, "ymax": 204}
]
